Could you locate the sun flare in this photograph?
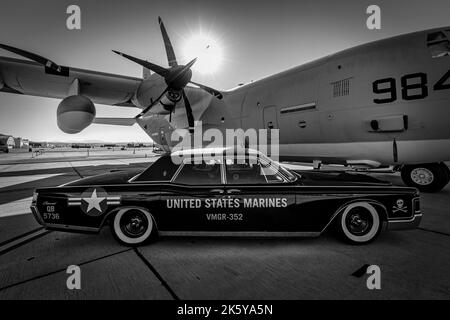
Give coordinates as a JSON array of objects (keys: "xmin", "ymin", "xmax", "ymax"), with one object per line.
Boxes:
[{"xmin": 182, "ymin": 34, "xmax": 224, "ymax": 75}]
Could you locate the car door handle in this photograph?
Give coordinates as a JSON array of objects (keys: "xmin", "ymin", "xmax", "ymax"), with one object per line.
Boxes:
[
  {"xmin": 210, "ymin": 189, "xmax": 225, "ymax": 194},
  {"xmin": 227, "ymin": 189, "xmax": 241, "ymax": 194}
]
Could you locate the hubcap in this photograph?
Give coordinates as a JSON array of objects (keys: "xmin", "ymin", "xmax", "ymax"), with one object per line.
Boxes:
[
  {"xmin": 410, "ymin": 167, "xmax": 434, "ymax": 186},
  {"xmin": 120, "ymin": 210, "xmax": 148, "ymax": 238},
  {"xmin": 345, "ymin": 208, "xmax": 373, "ymax": 236}
]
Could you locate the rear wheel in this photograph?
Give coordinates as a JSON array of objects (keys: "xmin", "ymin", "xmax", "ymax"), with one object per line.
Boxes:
[
  {"xmin": 111, "ymin": 208, "xmax": 156, "ymax": 246},
  {"xmin": 338, "ymin": 202, "xmax": 381, "ymax": 244},
  {"xmin": 401, "ymin": 163, "xmax": 449, "ymax": 193}
]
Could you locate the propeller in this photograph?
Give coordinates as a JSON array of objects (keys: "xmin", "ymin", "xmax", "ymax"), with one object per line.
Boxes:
[
  {"xmin": 0, "ymin": 43, "xmax": 63, "ymax": 73},
  {"xmin": 159, "ymin": 16, "xmax": 177, "ymax": 67},
  {"xmin": 113, "ymin": 16, "xmax": 223, "ymax": 133}
]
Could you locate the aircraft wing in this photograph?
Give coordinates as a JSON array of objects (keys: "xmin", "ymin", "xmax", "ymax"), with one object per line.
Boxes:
[{"xmin": 0, "ymin": 56, "xmax": 142, "ymax": 108}]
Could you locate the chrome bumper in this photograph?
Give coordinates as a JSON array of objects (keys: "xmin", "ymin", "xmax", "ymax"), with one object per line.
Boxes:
[
  {"xmin": 30, "ymin": 205, "xmax": 45, "ymax": 226},
  {"xmin": 387, "ymin": 214, "xmax": 422, "ymax": 230}
]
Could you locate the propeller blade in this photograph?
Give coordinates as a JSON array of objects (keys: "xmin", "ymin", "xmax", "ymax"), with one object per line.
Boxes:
[
  {"xmin": 112, "ymin": 50, "xmax": 168, "ymax": 78},
  {"xmin": 0, "ymin": 43, "xmax": 62, "ymax": 73},
  {"xmin": 182, "ymin": 89, "xmax": 195, "ymax": 133},
  {"xmin": 158, "ymin": 17, "xmax": 178, "ymax": 67},
  {"xmin": 136, "ymin": 87, "xmax": 169, "ymax": 118},
  {"xmin": 189, "ymin": 81, "xmax": 223, "ymax": 99},
  {"xmin": 185, "ymin": 57, "xmax": 197, "ymax": 70}
]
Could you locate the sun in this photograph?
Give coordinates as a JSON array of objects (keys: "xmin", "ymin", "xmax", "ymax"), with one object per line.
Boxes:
[{"xmin": 182, "ymin": 34, "xmax": 224, "ymax": 75}]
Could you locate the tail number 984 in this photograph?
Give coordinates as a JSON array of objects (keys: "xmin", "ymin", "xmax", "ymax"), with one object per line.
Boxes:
[{"xmin": 373, "ymin": 70, "xmax": 450, "ymax": 104}]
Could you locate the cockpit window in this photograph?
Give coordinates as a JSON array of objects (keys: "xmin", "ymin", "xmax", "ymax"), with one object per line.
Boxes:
[{"xmin": 427, "ymin": 31, "xmax": 450, "ymax": 58}]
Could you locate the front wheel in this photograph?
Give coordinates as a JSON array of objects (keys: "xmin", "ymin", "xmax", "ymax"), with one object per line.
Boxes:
[
  {"xmin": 111, "ymin": 207, "xmax": 156, "ymax": 246},
  {"xmin": 401, "ymin": 163, "xmax": 450, "ymax": 193},
  {"xmin": 338, "ymin": 202, "xmax": 381, "ymax": 244}
]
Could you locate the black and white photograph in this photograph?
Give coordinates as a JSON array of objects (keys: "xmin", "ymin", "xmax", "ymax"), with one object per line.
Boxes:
[{"xmin": 0, "ymin": 0, "xmax": 449, "ymax": 307}]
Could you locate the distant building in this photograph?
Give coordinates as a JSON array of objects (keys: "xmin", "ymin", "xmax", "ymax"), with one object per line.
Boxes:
[
  {"xmin": 0, "ymin": 135, "xmax": 15, "ymax": 153},
  {"xmin": 22, "ymin": 139, "xmax": 29, "ymax": 147},
  {"xmin": 14, "ymin": 137, "xmax": 23, "ymax": 148}
]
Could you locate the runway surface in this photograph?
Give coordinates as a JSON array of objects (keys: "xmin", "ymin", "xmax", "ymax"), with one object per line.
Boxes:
[{"xmin": 0, "ymin": 151, "xmax": 449, "ymax": 299}]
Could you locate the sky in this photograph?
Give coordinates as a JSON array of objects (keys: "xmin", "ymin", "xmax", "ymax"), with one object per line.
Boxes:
[{"xmin": 0, "ymin": 0, "xmax": 449, "ymax": 142}]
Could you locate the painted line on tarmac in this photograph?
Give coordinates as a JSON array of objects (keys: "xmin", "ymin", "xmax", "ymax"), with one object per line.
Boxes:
[
  {"xmin": 418, "ymin": 227, "xmax": 450, "ymax": 237},
  {"xmin": 0, "ymin": 248, "xmax": 133, "ymax": 292},
  {"xmin": 133, "ymin": 247, "xmax": 180, "ymax": 300},
  {"xmin": 0, "ymin": 227, "xmax": 44, "ymax": 248},
  {"xmin": 69, "ymin": 162, "xmax": 84, "ymax": 179},
  {"xmin": 0, "ymin": 198, "xmax": 32, "ymax": 218},
  {"xmin": 0, "ymin": 229, "xmax": 51, "ymax": 256}
]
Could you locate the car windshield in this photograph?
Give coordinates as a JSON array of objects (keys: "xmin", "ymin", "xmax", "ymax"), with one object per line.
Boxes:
[{"xmin": 256, "ymin": 154, "xmax": 297, "ymax": 182}]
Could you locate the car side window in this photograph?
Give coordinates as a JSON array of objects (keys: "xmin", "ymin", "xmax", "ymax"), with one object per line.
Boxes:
[
  {"xmin": 173, "ymin": 159, "xmax": 222, "ymax": 185},
  {"xmin": 225, "ymin": 158, "xmax": 287, "ymax": 184},
  {"xmin": 134, "ymin": 156, "xmax": 179, "ymax": 182}
]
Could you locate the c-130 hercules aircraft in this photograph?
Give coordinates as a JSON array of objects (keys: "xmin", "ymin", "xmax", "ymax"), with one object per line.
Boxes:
[{"xmin": 1, "ymin": 18, "xmax": 450, "ymax": 192}]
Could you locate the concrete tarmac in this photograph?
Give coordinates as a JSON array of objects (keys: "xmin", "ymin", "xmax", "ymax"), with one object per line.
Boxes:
[{"xmin": 0, "ymin": 153, "xmax": 449, "ymax": 299}]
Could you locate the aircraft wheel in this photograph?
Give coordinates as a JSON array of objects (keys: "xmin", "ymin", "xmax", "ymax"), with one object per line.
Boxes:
[
  {"xmin": 338, "ymin": 202, "xmax": 381, "ymax": 244},
  {"xmin": 401, "ymin": 163, "xmax": 450, "ymax": 193},
  {"xmin": 111, "ymin": 207, "xmax": 156, "ymax": 246}
]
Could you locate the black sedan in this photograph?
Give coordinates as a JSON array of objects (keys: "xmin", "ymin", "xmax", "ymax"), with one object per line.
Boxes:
[{"xmin": 31, "ymin": 148, "xmax": 421, "ymax": 245}]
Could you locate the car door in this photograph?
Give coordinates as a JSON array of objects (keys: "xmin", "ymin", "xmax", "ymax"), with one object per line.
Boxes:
[
  {"xmin": 157, "ymin": 156, "xmax": 228, "ymax": 232},
  {"xmin": 222, "ymin": 154, "xmax": 297, "ymax": 233}
]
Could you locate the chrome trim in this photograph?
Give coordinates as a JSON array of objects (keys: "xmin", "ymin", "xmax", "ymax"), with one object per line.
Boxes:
[
  {"xmin": 320, "ymin": 199, "xmax": 387, "ymax": 233},
  {"xmin": 221, "ymin": 160, "xmax": 227, "ymax": 184},
  {"xmin": 158, "ymin": 231, "xmax": 320, "ymax": 237},
  {"xmin": 30, "ymin": 205, "xmax": 44, "ymax": 226},
  {"xmin": 170, "ymin": 161, "xmax": 186, "ymax": 182},
  {"xmin": 387, "ymin": 214, "xmax": 422, "ymax": 230},
  {"xmin": 45, "ymin": 223, "xmax": 99, "ymax": 233},
  {"xmin": 413, "ymin": 197, "xmax": 420, "ymax": 214},
  {"xmin": 127, "ymin": 173, "xmax": 142, "ymax": 183}
]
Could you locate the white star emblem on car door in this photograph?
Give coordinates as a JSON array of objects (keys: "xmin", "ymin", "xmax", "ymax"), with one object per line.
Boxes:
[{"xmin": 82, "ymin": 189, "xmax": 106, "ymax": 213}]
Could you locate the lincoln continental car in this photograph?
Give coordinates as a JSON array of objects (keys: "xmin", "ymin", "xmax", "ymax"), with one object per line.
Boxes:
[{"xmin": 31, "ymin": 148, "xmax": 421, "ymax": 245}]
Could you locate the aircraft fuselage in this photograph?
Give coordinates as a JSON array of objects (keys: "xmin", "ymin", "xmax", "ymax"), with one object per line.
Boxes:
[{"xmin": 141, "ymin": 27, "xmax": 450, "ymax": 167}]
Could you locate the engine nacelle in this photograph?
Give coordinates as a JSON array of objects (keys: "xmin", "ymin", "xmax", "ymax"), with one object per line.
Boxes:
[
  {"xmin": 135, "ymin": 73, "xmax": 168, "ymax": 108},
  {"xmin": 57, "ymin": 95, "xmax": 96, "ymax": 134}
]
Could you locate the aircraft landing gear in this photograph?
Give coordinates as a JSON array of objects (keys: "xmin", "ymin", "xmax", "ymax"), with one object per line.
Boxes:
[{"xmin": 400, "ymin": 162, "xmax": 450, "ymax": 192}]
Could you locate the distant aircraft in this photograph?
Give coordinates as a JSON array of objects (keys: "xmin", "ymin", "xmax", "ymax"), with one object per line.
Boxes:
[{"xmin": 1, "ymin": 18, "xmax": 450, "ymax": 192}]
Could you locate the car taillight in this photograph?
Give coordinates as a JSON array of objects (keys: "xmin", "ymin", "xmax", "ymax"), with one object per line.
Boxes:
[{"xmin": 32, "ymin": 191, "xmax": 38, "ymax": 204}]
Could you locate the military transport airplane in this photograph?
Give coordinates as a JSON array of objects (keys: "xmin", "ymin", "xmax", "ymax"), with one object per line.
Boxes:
[{"xmin": 1, "ymin": 18, "xmax": 450, "ymax": 192}]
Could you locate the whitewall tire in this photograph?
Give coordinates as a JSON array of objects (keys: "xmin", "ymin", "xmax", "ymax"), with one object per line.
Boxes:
[
  {"xmin": 111, "ymin": 208, "xmax": 155, "ymax": 246},
  {"xmin": 339, "ymin": 202, "xmax": 381, "ymax": 244}
]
